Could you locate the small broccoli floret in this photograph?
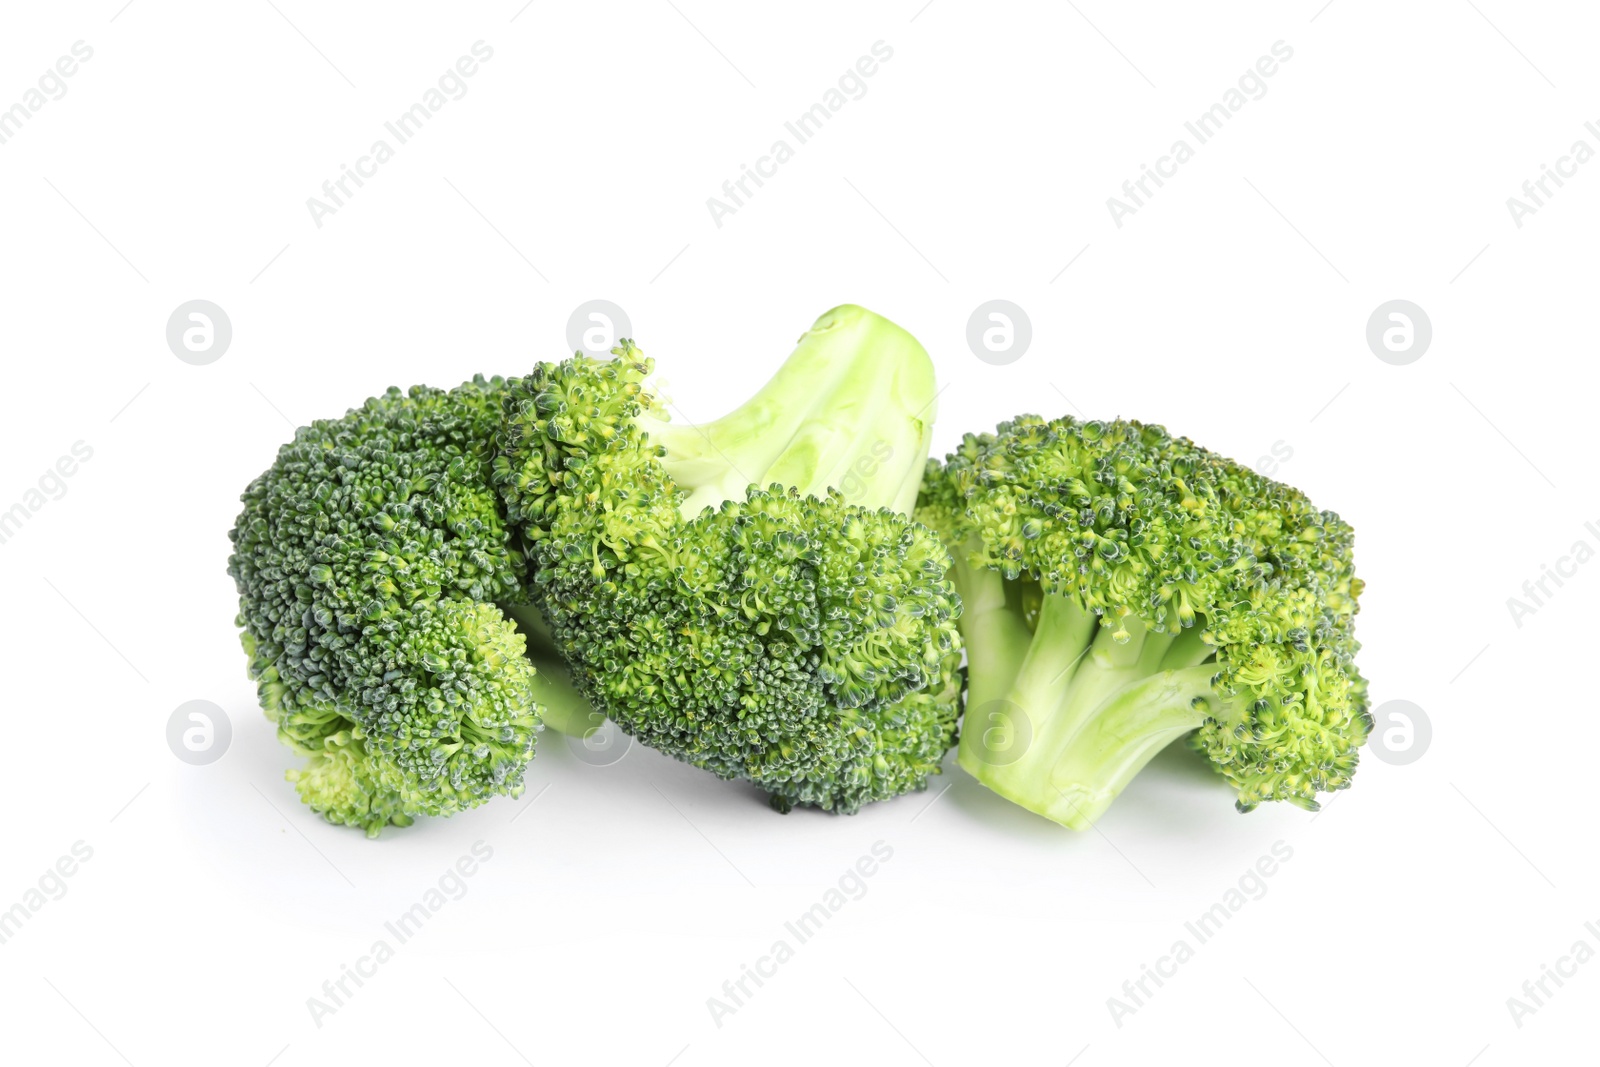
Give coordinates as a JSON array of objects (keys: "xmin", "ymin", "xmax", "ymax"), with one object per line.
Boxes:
[
  {"xmin": 284, "ymin": 727, "xmax": 414, "ymax": 835},
  {"xmin": 918, "ymin": 415, "xmax": 1368, "ymax": 829},
  {"xmin": 494, "ymin": 305, "xmax": 963, "ymax": 812},
  {"xmin": 228, "ymin": 378, "xmax": 541, "ymax": 835}
]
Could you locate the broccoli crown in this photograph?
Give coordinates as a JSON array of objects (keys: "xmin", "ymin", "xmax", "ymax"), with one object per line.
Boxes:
[
  {"xmin": 919, "ymin": 414, "xmax": 1368, "ymax": 826},
  {"xmin": 494, "ymin": 338, "xmax": 963, "ymax": 812},
  {"xmin": 228, "ymin": 377, "xmax": 540, "ymax": 835}
]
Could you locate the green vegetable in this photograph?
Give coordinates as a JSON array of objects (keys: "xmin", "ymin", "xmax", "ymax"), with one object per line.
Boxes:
[
  {"xmin": 918, "ymin": 415, "xmax": 1368, "ymax": 829},
  {"xmin": 494, "ymin": 305, "xmax": 964, "ymax": 813},
  {"xmin": 227, "ymin": 377, "xmax": 552, "ymax": 836}
]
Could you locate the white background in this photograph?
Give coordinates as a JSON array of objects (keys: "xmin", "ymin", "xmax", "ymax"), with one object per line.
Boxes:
[{"xmin": 0, "ymin": 1, "xmax": 1590, "ymax": 1064}]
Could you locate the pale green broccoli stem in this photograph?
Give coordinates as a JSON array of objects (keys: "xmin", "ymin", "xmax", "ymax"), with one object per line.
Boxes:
[
  {"xmin": 958, "ymin": 590, "xmax": 1226, "ymax": 830},
  {"xmin": 947, "ymin": 544, "xmax": 1031, "ymax": 716},
  {"xmin": 500, "ymin": 601, "xmax": 604, "ymax": 738},
  {"xmin": 645, "ymin": 304, "xmax": 938, "ymax": 517},
  {"xmin": 1160, "ymin": 622, "xmax": 1217, "ymax": 670},
  {"xmin": 1040, "ymin": 665, "xmax": 1221, "ymax": 828},
  {"xmin": 526, "ymin": 654, "xmax": 603, "ymax": 738}
]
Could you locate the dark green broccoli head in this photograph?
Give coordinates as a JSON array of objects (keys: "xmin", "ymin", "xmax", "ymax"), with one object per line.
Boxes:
[
  {"xmin": 494, "ymin": 321, "xmax": 963, "ymax": 813},
  {"xmin": 919, "ymin": 415, "xmax": 1368, "ymax": 827},
  {"xmin": 228, "ymin": 377, "xmax": 540, "ymax": 835}
]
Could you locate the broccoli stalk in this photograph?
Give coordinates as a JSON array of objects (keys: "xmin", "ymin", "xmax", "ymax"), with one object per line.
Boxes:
[
  {"xmin": 501, "ymin": 600, "xmax": 604, "ymax": 739},
  {"xmin": 645, "ymin": 304, "xmax": 937, "ymax": 516},
  {"xmin": 957, "ymin": 559, "xmax": 1231, "ymax": 828},
  {"xmin": 919, "ymin": 416, "xmax": 1368, "ymax": 830}
]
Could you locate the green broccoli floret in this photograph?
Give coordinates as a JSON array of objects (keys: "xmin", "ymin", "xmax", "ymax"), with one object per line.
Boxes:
[
  {"xmin": 493, "ymin": 305, "xmax": 964, "ymax": 813},
  {"xmin": 918, "ymin": 415, "xmax": 1368, "ymax": 829},
  {"xmin": 227, "ymin": 377, "xmax": 546, "ymax": 836}
]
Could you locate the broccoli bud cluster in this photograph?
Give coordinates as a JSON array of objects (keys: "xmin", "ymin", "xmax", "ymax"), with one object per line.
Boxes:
[
  {"xmin": 495, "ymin": 344, "xmax": 963, "ymax": 812},
  {"xmin": 228, "ymin": 378, "xmax": 539, "ymax": 836}
]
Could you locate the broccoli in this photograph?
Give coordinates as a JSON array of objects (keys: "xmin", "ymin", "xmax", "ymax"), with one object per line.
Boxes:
[
  {"xmin": 917, "ymin": 415, "xmax": 1368, "ymax": 829},
  {"xmin": 228, "ymin": 377, "xmax": 548, "ymax": 836},
  {"xmin": 493, "ymin": 305, "xmax": 964, "ymax": 813}
]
